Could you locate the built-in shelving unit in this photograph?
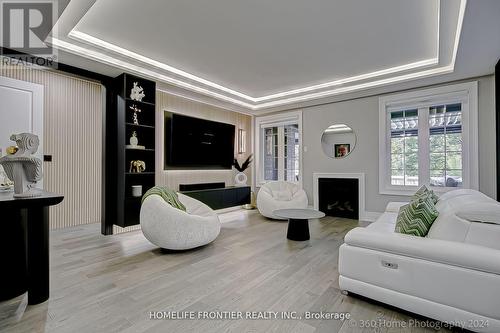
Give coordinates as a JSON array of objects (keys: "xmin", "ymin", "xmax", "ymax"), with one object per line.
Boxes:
[{"xmin": 102, "ymin": 73, "xmax": 156, "ymax": 234}]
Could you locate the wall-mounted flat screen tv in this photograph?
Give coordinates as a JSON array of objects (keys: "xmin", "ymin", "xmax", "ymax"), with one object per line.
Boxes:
[{"xmin": 164, "ymin": 112, "xmax": 235, "ymax": 169}]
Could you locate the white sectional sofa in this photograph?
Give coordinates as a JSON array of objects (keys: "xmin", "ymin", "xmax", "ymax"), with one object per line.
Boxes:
[{"xmin": 339, "ymin": 189, "xmax": 500, "ymax": 332}]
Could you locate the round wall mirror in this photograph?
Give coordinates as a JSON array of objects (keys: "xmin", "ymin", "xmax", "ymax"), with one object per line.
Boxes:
[{"xmin": 321, "ymin": 124, "xmax": 356, "ymax": 158}]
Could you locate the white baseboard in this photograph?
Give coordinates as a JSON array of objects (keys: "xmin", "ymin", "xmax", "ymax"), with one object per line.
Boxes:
[{"xmin": 360, "ymin": 211, "xmax": 382, "ymax": 223}]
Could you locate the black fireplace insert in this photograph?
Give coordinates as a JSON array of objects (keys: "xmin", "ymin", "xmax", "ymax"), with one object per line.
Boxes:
[{"xmin": 318, "ymin": 178, "xmax": 359, "ymax": 219}]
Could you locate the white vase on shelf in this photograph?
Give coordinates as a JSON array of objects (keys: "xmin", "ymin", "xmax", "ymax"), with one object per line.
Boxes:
[
  {"xmin": 234, "ymin": 172, "xmax": 247, "ymax": 186},
  {"xmin": 126, "ymin": 131, "xmax": 145, "ymax": 150}
]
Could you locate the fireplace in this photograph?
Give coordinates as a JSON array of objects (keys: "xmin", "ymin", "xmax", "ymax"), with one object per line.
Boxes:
[{"xmin": 318, "ymin": 178, "xmax": 359, "ymax": 219}]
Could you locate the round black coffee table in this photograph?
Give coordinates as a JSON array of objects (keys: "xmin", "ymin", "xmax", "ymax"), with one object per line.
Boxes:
[{"xmin": 273, "ymin": 208, "xmax": 325, "ymax": 241}]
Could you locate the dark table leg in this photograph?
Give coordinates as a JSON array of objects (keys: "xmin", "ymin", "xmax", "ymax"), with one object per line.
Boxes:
[
  {"xmin": 0, "ymin": 209, "xmax": 27, "ymax": 301},
  {"xmin": 26, "ymin": 206, "xmax": 50, "ymax": 305},
  {"xmin": 287, "ymin": 218, "xmax": 310, "ymax": 241}
]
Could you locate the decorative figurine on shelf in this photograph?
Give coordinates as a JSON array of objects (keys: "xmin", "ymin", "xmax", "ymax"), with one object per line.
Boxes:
[
  {"xmin": 0, "ymin": 133, "xmax": 43, "ymax": 197},
  {"xmin": 129, "ymin": 104, "xmax": 141, "ymax": 125},
  {"xmin": 129, "ymin": 160, "xmax": 146, "ymax": 173},
  {"xmin": 130, "ymin": 131, "xmax": 139, "ymax": 146},
  {"xmin": 126, "ymin": 131, "xmax": 145, "ymax": 150},
  {"xmin": 130, "ymin": 82, "xmax": 145, "ymax": 101}
]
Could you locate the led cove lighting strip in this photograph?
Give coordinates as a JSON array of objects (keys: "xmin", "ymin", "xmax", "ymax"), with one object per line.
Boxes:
[
  {"xmin": 48, "ymin": 37, "xmax": 255, "ymax": 109},
  {"xmin": 68, "ymin": 30, "xmax": 438, "ymax": 103},
  {"xmin": 49, "ymin": 0, "xmax": 465, "ymax": 111}
]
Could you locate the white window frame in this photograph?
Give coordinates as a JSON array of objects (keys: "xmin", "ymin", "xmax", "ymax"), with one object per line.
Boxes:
[
  {"xmin": 254, "ymin": 110, "xmax": 303, "ymax": 186},
  {"xmin": 379, "ymin": 82, "xmax": 478, "ymax": 196}
]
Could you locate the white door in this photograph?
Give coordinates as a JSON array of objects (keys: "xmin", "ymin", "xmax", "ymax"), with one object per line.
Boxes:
[{"xmin": 0, "ymin": 76, "xmax": 44, "ymax": 187}]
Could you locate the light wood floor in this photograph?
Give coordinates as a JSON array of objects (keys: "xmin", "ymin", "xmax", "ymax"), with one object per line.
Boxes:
[{"xmin": 0, "ymin": 210, "xmax": 449, "ymax": 333}]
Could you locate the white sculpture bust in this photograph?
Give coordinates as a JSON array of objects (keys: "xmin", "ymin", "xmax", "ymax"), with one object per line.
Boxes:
[{"xmin": 0, "ymin": 133, "xmax": 43, "ymax": 197}]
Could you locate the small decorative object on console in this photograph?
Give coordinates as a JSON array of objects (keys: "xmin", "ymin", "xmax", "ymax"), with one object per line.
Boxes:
[
  {"xmin": 233, "ymin": 154, "xmax": 252, "ymax": 186},
  {"xmin": 129, "ymin": 160, "xmax": 146, "ymax": 173},
  {"xmin": 0, "ymin": 133, "xmax": 43, "ymax": 197},
  {"xmin": 130, "ymin": 82, "xmax": 145, "ymax": 101}
]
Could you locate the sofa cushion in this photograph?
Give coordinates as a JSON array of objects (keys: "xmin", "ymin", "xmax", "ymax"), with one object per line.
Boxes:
[
  {"xmin": 456, "ymin": 202, "xmax": 500, "ymax": 224},
  {"xmin": 426, "ymin": 212, "xmax": 471, "ymax": 242},
  {"xmin": 385, "ymin": 202, "xmax": 408, "ymax": 213},
  {"xmin": 435, "ymin": 191, "xmax": 493, "ymax": 214},
  {"xmin": 465, "ymin": 222, "xmax": 500, "ymax": 250},
  {"xmin": 366, "ymin": 213, "xmax": 398, "ymax": 233},
  {"xmin": 426, "ymin": 191, "xmax": 500, "ymax": 250},
  {"xmin": 395, "ymin": 196, "xmax": 439, "ymax": 237},
  {"xmin": 412, "ymin": 185, "xmax": 439, "ymax": 204},
  {"xmin": 373, "ymin": 211, "xmax": 398, "ymax": 225},
  {"xmin": 438, "ymin": 188, "xmax": 484, "ymax": 201}
]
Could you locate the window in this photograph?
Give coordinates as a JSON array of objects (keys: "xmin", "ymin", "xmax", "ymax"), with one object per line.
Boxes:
[
  {"xmin": 379, "ymin": 82, "xmax": 478, "ymax": 195},
  {"xmin": 284, "ymin": 124, "xmax": 300, "ymax": 182},
  {"xmin": 429, "ymin": 103, "xmax": 463, "ymax": 188},
  {"xmin": 390, "ymin": 109, "xmax": 419, "ymax": 186},
  {"xmin": 256, "ymin": 111, "xmax": 302, "ymax": 185},
  {"xmin": 263, "ymin": 126, "xmax": 278, "ymax": 181}
]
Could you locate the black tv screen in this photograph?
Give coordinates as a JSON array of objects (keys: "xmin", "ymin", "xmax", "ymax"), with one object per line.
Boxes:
[{"xmin": 164, "ymin": 112, "xmax": 235, "ymax": 169}]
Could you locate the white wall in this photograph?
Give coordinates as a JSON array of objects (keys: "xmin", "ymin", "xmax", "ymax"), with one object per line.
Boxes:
[{"xmin": 300, "ymin": 75, "xmax": 496, "ymax": 213}]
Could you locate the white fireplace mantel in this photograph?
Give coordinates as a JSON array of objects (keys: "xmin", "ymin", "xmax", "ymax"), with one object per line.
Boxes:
[{"xmin": 313, "ymin": 172, "xmax": 372, "ymax": 222}]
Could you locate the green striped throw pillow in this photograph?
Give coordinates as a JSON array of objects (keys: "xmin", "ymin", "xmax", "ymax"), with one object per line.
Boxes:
[
  {"xmin": 413, "ymin": 185, "xmax": 439, "ymax": 204},
  {"xmin": 395, "ymin": 195, "xmax": 439, "ymax": 237}
]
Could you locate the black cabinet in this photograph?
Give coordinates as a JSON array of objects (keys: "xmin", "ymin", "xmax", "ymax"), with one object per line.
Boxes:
[
  {"xmin": 181, "ymin": 186, "xmax": 250, "ymax": 210},
  {"xmin": 102, "ymin": 74, "xmax": 156, "ymax": 234},
  {"xmin": 0, "ymin": 190, "xmax": 63, "ymax": 304}
]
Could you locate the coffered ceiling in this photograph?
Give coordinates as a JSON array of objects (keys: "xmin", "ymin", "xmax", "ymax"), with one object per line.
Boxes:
[{"xmin": 48, "ymin": 0, "xmax": 499, "ymax": 113}]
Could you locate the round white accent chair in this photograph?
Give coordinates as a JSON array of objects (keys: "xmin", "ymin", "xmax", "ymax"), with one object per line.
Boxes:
[
  {"xmin": 140, "ymin": 193, "xmax": 221, "ymax": 250},
  {"xmin": 257, "ymin": 181, "xmax": 308, "ymax": 219}
]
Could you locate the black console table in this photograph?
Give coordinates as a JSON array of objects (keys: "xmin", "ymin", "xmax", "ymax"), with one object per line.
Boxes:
[
  {"xmin": 180, "ymin": 186, "xmax": 250, "ymax": 210},
  {"xmin": 0, "ymin": 190, "xmax": 63, "ymax": 305}
]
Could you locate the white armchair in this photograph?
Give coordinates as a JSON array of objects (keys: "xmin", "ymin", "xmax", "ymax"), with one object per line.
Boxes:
[
  {"xmin": 257, "ymin": 181, "xmax": 308, "ymax": 219},
  {"xmin": 140, "ymin": 193, "xmax": 221, "ymax": 250}
]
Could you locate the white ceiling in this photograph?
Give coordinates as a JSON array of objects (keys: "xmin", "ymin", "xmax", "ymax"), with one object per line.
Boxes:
[
  {"xmin": 45, "ymin": 0, "xmax": 500, "ymax": 113},
  {"xmin": 75, "ymin": 0, "xmax": 438, "ymax": 97}
]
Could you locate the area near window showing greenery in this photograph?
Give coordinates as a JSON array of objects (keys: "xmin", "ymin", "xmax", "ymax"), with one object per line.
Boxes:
[
  {"xmin": 389, "ymin": 104, "xmax": 463, "ymax": 188},
  {"xmin": 390, "ymin": 109, "xmax": 419, "ymax": 186},
  {"xmin": 429, "ymin": 104, "xmax": 463, "ymax": 187},
  {"xmin": 430, "ymin": 133, "xmax": 462, "ymax": 177}
]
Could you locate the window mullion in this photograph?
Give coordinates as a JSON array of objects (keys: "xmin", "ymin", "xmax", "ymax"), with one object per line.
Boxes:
[
  {"xmin": 277, "ymin": 126, "xmax": 285, "ymax": 181},
  {"xmin": 461, "ymin": 99, "xmax": 471, "ymax": 189},
  {"xmin": 385, "ymin": 110, "xmax": 392, "ymax": 190},
  {"xmin": 418, "ymin": 107, "xmax": 430, "ymax": 186}
]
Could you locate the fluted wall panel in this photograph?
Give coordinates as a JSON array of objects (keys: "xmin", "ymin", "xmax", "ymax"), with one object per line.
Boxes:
[{"xmin": 0, "ymin": 63, "xmax": 103, "ymax": 229}]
